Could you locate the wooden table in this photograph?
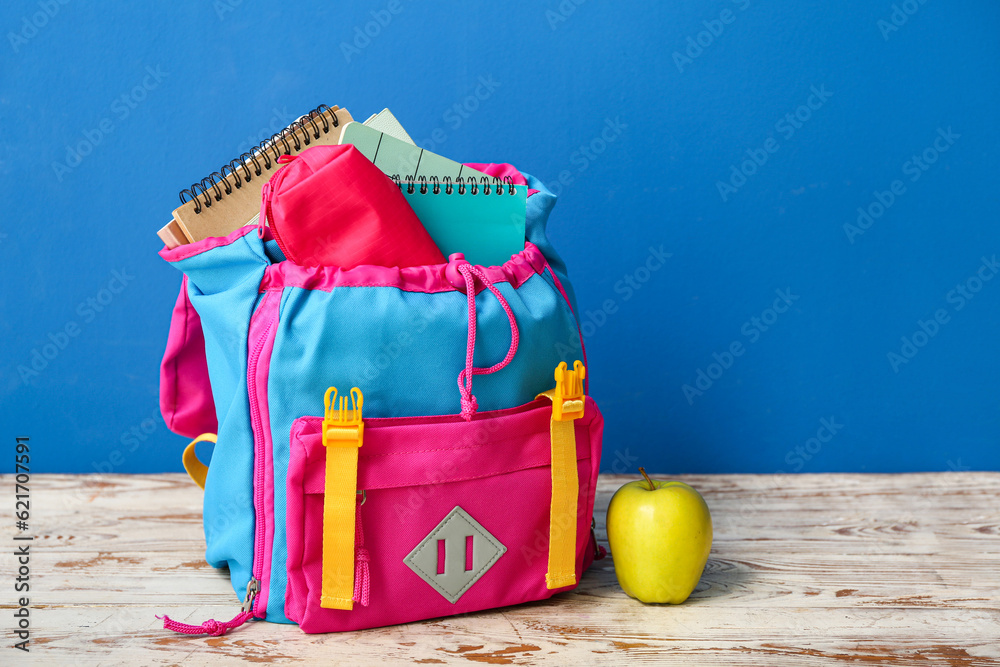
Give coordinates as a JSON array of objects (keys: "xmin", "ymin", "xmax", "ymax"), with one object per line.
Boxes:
[{"xmin": 2, "ymin": 473, "xmax": 998, "ymax": 665}]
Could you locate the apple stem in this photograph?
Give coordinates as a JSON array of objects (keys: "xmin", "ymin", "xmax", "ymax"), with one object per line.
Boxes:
[{"xmin": 639, "ymin": 467, "xmax": 655, "ymax": 491}]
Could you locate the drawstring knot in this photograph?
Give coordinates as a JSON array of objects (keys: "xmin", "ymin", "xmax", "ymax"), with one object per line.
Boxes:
[
  {"xmin": 456, "ymin": 263, "xmax": 519, "ymax": 421},
  {"xmin": 201, "ymin": 619, "xmax": 222, "ymax": 636},
  {"xmin": 158, "ymin": 610, "xmax": 254, "ymax": 636},
  {"xmin": 459, "ymin": 393, "xmax": 479, "ymax": 419}
]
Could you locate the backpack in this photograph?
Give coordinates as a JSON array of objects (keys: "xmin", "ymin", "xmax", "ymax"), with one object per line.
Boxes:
[{"xmin": 157, "ymin": 166, "xmax": 604, "ymax": 634}]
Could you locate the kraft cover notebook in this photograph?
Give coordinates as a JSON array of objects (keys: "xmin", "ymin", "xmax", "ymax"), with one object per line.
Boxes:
[
  {"xmin": 338, "ymin": 121, "xmax": 527, "ymax": 267},
  {"xmin": 164, "ymin": 105, "xmax": 353, "ymax": 245}
]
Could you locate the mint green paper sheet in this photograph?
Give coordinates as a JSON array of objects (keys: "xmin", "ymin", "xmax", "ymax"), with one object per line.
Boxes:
[{"xmin": 341, "ymin": 121, "xmax": 490, "ymax": 182}]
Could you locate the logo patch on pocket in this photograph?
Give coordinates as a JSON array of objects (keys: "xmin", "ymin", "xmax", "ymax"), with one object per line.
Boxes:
[{"xmin": 403, "ymin": 506, "xmax": 507, "ymax": 604}]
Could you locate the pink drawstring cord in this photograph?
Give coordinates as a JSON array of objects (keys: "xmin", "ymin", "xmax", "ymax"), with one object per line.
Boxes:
[
  {"xmin": 158, "ymin": 610, "xmax": 254, "ymax": 637},
  {"xmin": 457, "ymin": 263, "xmax": 520, "ymax": 421},
  {"xmin": 353, "ymin": 500, "xmax": 371, "ymax": 607}
]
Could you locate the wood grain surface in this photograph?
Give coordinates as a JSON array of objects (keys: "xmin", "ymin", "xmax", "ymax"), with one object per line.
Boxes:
[{"xmin": 1, "ymin": 473, "xmax": 997, "ymax": 665}]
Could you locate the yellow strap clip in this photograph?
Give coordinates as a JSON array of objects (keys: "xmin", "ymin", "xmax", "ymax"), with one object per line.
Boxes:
[
  {"xmin": 320, "ymin": 386, "xmax": 363, "ymax": 610},
  {"xmin": 537, "ymin": 361, "xmax": 586, "ymax": 590},
  {"xmin": 323, "ymin": 387, "xmax": 364, "ymax": 448},
  {"xmin": 552, "ymin": 360, "xmax": 586, "ymax": 421}
]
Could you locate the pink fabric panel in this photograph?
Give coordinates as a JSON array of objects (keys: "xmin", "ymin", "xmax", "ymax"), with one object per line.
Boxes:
[
  {"xmin": 159, "ymin": 276, "xmax": 217, "ymax": 438},
  {"xmin": 285, "ymin": 397, "xmax": 603, "ymax": 632},
  {"xmin": 261, "ymin": 242, "xmax": 549, "ymax": 294}
]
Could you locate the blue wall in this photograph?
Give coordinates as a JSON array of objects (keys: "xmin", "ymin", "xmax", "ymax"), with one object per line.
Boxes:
[{"xmin": 3, "ymin": 1, "xmax": 999, "ymax": 474}]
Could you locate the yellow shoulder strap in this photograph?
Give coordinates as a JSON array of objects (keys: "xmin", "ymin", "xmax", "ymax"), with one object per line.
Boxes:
[
  {"xmin": 182, "ymin": 433, "xmax": 216, "ymax": 490},
  {"xmin": 319, "ymin": 387, "xmax": 364, "ymax": 611},
  {"xmin": 537, "ymin": 361, "xmax": 586, "ymax": 589}
]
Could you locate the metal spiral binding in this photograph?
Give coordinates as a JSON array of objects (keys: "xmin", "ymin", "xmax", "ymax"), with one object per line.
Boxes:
[
  {"xmin": 389, "ymin": 174, "xmax": 516, "ymax": 196},
  {"xmin": 178, "ymin": 104, "xmax": 339, "ymax": 214}
]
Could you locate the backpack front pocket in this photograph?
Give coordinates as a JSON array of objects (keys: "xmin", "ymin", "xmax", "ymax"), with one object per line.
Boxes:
[{"xmin": 284, "ymin": 397, "xmax": 603, "ymax": 633}]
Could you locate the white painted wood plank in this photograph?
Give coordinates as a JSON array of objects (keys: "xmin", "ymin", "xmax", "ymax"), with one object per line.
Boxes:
[{"xmin": 0, "ymin": 472, "xmax": 997, "ymax": 665}]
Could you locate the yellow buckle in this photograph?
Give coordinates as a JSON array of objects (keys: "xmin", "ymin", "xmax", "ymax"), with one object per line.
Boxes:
[
  {"xmin": 322, "ymin": 387, "xmax": 364, "ymax": 448},
  {"xmin": 552, "ymin": 361, "xmax": 585, "ymax": 421}
]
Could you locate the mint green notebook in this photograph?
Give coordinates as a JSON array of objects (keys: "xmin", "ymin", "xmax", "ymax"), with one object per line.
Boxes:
[
  {"xmin": 400, "ymin": 183, "xmax": 527, "ymax": 267},
  {"xmin": 339, "ymin": 121, "xmax": 527, "ymax": 267}
]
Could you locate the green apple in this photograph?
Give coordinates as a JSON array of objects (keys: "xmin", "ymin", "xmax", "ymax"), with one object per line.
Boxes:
[{"xmin": 606, "ymin": 468, "xmax": 712, "ymax": 604}]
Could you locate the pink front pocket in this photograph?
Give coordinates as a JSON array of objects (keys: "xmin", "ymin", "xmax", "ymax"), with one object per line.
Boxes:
[{"xmin": 285, "ymin": 397, "xmax": 603, "ymax": 633}]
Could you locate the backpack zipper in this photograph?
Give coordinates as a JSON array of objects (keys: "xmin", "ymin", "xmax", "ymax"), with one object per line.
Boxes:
[
  {"xmin": 242, "ymin": 577, "xmax": 260, "ymax": 613},
  {"xmin": 159, "ymin": 290, "xmax": 278, "ymax": 637},
  {"xmin": 246, "ymin": 290, "xmax": 280, "ymax": 617}
]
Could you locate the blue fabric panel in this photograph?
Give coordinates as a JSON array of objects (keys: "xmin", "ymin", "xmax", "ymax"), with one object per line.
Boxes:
[{"xmin": 170, "ymin": 234, "xmax": 269, "ymax": 600}]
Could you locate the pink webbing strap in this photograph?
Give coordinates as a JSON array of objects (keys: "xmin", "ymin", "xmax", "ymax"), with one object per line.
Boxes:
[
  {"xmin": 158, "ymin": 611, "xmax": 253, "ymax": 637},
  {"xmin": 457, "ymin": 264, "xmax": 520, "ymax": 421}
]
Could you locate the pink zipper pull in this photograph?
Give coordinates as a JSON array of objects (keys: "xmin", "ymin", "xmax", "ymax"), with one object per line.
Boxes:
[
  {"xmin": 353, "ymin": 497, "xmax": 370, "ymax": 607},
  {"xmin": 159, "ymin": 578, "xmax": 259, "ymax": 636},
  {"xmin": 258, "ymin": 182, "xmax": 273, "ymax": 239}
]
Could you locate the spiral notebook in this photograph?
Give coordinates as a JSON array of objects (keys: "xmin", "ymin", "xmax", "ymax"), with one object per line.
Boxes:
[
  {"xmin": 158, "ymin": 106, "xmax": 421, "ymax": 248},
  {"xmin": 162, "ymin": 105, "xmax": 353, "ymax": 246},
  {"xmin": 162, "ymin": 105, "xmax": 528, "ymax": 267}
]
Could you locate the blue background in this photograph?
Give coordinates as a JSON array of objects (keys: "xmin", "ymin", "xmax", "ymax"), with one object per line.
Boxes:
[{"xmin": 2, "ymin": 1, "xmax": 998, "ymax": 474}]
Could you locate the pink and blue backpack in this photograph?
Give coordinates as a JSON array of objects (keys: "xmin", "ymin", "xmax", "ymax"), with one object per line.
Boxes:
[{"xmin": 157, "ymin": 166, "xmax": 605, "ymax": 634}]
